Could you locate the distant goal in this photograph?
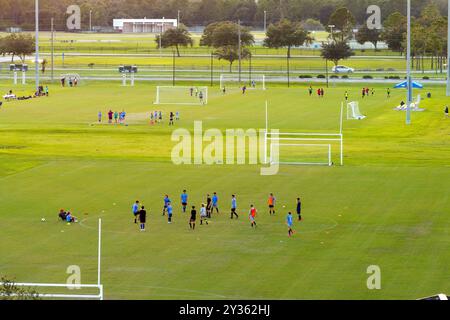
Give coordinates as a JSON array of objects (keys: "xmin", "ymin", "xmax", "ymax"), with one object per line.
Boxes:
[
  {"xmin": 154, "ymin": 86, "xmax": 208, "ymax": 105},
  {"xmin": 220, "ymin": 74, "xmax": 266, "ymax": 90},
  {"xmin": 347, "ymin": 101, "xmax": 366, "ymax": 120}
]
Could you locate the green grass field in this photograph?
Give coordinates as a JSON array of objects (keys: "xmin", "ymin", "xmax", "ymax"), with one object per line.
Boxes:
[{"xmin": 0, "ymin": 80, "xmax": 449, "ymax": 299}]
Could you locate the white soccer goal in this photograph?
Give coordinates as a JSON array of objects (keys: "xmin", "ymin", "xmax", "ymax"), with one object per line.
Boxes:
[
  {"xmin": 61, "ymin": 73, "xmax": 81, "ymax": 84},
  {"xmin": 264, "ymin": 101, "xmax": 344, "ymax": 166},
  {"xmin": 269, "ymin": 143, "xmax": 332, "ymax": 166},
  {"xmin": 0, "ymin": 219, "xmax": 103, "ymax": 300},
  {"xmin": 347, "ymin": 101, "xmax": 366, "ymax": 120},
  {"xmin": 394, "ymin": 94, "xmax": 425, "ymax": 112},
  {"xmin": 154, "ymin": 86, "xmax": 208, "ymax": 105},
  {"xmin": 220, "ymin": 74, "xmax": 266, "ymax": 90}
]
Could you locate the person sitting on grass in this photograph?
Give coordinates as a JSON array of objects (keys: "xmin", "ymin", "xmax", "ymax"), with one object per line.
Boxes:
[
  {"xmin": 445, "ymin": 106, "xmax": 449, "ymax": 118},
  {"xmin": 65, "ymin": 211, "xmax": 77, "ymax": 223},
  {"xmin": 58, "ymin": 209, "xmax": 67, "ymax": 221}
]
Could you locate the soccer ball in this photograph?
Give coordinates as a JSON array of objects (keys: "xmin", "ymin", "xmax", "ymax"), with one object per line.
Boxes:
[{"xmin": 41, "ymin": 218, "xmax": 46, "ymax": 222}]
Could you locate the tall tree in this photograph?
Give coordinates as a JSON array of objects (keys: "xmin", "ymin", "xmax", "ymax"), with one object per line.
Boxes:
[
  {"xmin": 327, "ymin": 7, "xmax": 356, "ymax": 42},
  {"xmin": 321, "ymin": 41, "xmax": 354, "ymax": 66},
  {"xmin": 381, "ymin": 12, "xmax": 407, "ymax": 54},
  {"xmin": 155, "ymin": 25, "xmax": 193, "ymax": 57},
  {"xmin": 200, "ymin": 21, "xmax": 254, "ymax": 72},
  {"xmin": 356, "ymin": 24, "xmax": 381, "ymax": 50},
  {"xmin": 2, "ymin": 33, "xmax": 35, "ymax": 62},
  {"xmin": 200, "ymin": 21, "xmax": 254, "ymax": 48},
  {"xmin": 215, "ymin": 45, "xmax": 251, "ymax": 71},
  {"xmin": 264, "ymin": 19, "xmax": 313, "ymax": 58}
]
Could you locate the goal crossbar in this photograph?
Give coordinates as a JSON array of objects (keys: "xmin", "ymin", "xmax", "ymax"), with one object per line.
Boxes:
[
  {"xmin": 220, "ymin": 74, "xmax": 266, "ymax": 90},
  {"xmin": 154, "ymin": 86, "xmax": 208, "ymax": 105}
]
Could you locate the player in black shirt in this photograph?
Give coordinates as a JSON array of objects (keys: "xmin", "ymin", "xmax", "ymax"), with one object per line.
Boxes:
[
  {"xmin": 139, "ymin": 206, "xmax": 147, "ymax": 231},
  {"xmin": 206, "ymin": 194, "xmax": 212, "ymax": 218},
  {"xmin": 296, "ymin": 198, "xmax": 302, "ymax": 221},
  {"xmin": 189, "ymin": 206, "xmax": 197, "ymax": 230}
]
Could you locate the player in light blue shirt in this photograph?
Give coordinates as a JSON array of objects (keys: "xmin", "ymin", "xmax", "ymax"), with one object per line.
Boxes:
[
  {"xmin": 286, "ymin": 212, "xmax": 294, "ymax": 237},
  {"xmin": 163, "ymin": 195, "xmax": 171, "ymax": 216},
  {"xmin": 230, "ymin": 194, "xmax": 238, "ymax": 219},
  {"xmin": 181, "ymin": 190, "xmax": 188, "ymax": 213},
  {"xmin": 167, "ymin": 203, "xmax": 173, "ymax": 224},
  {"xmin": 212, "ymin": 192, "xmax": 219, "ymax": 214},
  {"xmin": 132, "ymin": 200, "xmax": 140, "ymax": 224}
]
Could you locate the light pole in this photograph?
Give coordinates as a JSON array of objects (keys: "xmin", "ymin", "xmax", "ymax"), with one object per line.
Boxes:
[
  {"xmin": 35, "ymin": 0, "xmax": 39, "ymax": 92},
  {"xmin": 238, "ymin": 19, "xmax": 242, "ymax": 83},
  {"xmin": 406, "ymin": 0, "xmax": 412, "ymax": 125},
  {"xmin": 328, "ymin": 24, "xmax": 335, "ymax": 42},
  {"xmin": 264, "ymin": 10, "xmax": 267, "ymax": 33},
  {"xmin": 51, "ymin": 17, "xmax": 54, "ymax": 82},
  {"xmin": 326, "ymin": 25, "xmax": 335, "ymax": 88},
  {"xmin": 177, "ymin": 10, "xmax": 180, "ymax": 26},
  {"xmin": 89, "ymin": 10, "xmax": 92, "ymax": 31}
]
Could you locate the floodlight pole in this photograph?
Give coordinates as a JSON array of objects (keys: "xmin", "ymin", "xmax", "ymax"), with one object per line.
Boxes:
[
  {"xmin": 238, "ymin": 19, "xmax": 242, "ymax": 83},
  {"xmin": 249, "ymin": 53, "xmax": 252, "ymax": 85},
  {"xmin": 89, "ymin": 10, "xmax": 92, "ymax": 32},
  {"xmin": 447, "ymin": 0, "xmax": 450, "ymax": 96},
  {"xmin": 35, "ymin": 0, "xmax": 40, "ymax": 92},
  {"xmin": 210, "ymin": 52, "xmax": 214, "ymax": 87},
  {"xmin": 264, "ymin": 11, "xmax": 267, "ymax": 33},
  {"xmin": 287, "ymin": 54, "xmax": 290, "ymax": 87},
  {"xmin": 406, "ymin": 0, "xmax": 412, "ymax": 125},
  {"xmin": 172, "ymin": 50, "xmax": 176, "ymax": 86},
  {"xmin": 51, "ymin": 17, "xmax": 54, "ymax": 82},
  {"xmin": 177, "ymin": 10, "xmax": 180, "ymax": 26}
]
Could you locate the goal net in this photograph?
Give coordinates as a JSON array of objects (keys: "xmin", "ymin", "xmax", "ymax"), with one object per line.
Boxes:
[
  {"xmin": 220, "ymin": 74, "xmax": 266, "ymax": 91},
  {"xmin": 269, "ymin": 143, "xmax": 332, "ymax": 166},
  {"xmin": 347, "ymin": 101, "xmax": 366, "ymax": 120},
  {"xmin": 154, "ymin": 86, "xmax": 208, "ymax": 105},
  {"xmin": 61, "ymin": 73, "xmax": 81, "ymax": 84}
]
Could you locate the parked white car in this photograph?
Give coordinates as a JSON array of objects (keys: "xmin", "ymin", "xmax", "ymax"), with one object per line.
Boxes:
[{"xmin": 332, "ymin": 65, "xmax": 355, "ymax": 73}]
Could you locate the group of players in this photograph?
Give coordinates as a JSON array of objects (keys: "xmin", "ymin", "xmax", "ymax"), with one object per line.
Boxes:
[
  {"xmin": 150, "ymin": 110, "xmax": 180, "ymax": 125},
  {"xmin": 131, "ymin": 191, "xmax": 303, "ymax": 237}
]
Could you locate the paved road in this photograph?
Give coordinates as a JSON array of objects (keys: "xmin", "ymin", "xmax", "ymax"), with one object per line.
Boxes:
[{"xmin": 0, "ymin": 74, "xmax": 446, "ymax": 85}]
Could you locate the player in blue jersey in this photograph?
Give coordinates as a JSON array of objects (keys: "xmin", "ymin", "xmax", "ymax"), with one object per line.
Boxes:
[
  {"xmin": 286, "ymin": 212, "xmax": 294, "ymax": 237},
  {"xmin": 167, "ymin": 202, "xmax": 173, "ymax": 224},
  {"xmin": 230, "ymin": 194, "xmax": 238, "ymax": 219},
  {"xmin": 132, "ymin": 200, "xmax": 140, "ymax": 224},
  {"xmin": 212, "ymin": 192, "xmax": 219, "ymax": 214},
  {"xmin": 181, "ymin": 190, "xmax": 188, "ymax": 213},
  {"xmin": 163, "ymin": 195, "xmax": 171, "ymax": 216}
]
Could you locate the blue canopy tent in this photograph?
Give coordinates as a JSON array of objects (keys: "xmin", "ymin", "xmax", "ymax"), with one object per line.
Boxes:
[{"xmin": 394, "ymin": 81, "xmax": 423, "ymax": 89}]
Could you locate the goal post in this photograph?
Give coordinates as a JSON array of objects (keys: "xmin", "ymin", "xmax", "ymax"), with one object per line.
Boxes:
[
  {"xmin": 220, "ymin": 74, "xmax": 266, "ymax": 90},
  {"xmin": 154, "ymin": 86, "xmax": 208, "ymax": 105},
  {"xmin": 61, "ymin": 73, "xmax": 81, "ymax": 84},
  {"xmin": 264, "ymin": 101, "xmax": 344, "ymax": 166},
  {"xmin": 0, "ymin": 218, "xmax": 103, "ymax": 300},
  {"xmin": 347, "ymin": 101, "xmax": 366, "ymax": 120}
]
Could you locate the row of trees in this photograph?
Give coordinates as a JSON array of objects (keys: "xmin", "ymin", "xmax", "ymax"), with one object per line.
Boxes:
[
  {"xmin": 0, "ymin": 0, "xmax": 448, "ymax": 30},
  {"xmin": 155, "ymin": 3, "xmax": 450, "ymax": 71}
]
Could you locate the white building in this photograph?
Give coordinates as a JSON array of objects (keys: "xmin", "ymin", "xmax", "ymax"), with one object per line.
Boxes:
[{"xmin": 113, "ymin": 18, "xmax": 178, "ymax": 33}]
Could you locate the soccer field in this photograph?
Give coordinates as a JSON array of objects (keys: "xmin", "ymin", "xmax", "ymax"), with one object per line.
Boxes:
[{"xmin": 0, "ymin": 80, "xmax": 449, "ymax": 299}]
